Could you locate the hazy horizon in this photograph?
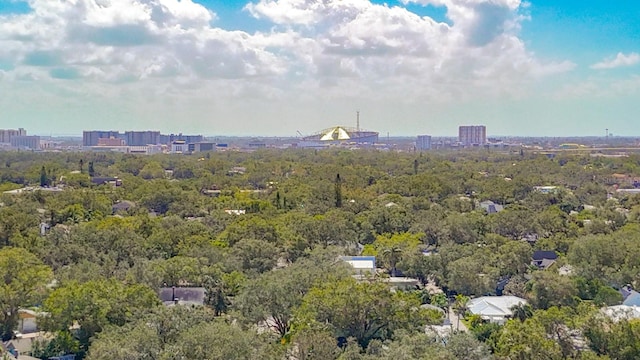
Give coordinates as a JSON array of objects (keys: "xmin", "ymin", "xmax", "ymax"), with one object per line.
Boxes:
[{"xmin": 1, "ymin": 0, "xmax": 639, "ymax": 137}]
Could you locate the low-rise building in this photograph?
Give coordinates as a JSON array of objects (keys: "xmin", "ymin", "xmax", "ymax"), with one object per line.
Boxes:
[
  {"xmin": 91, "ymin": 177, "xmax": 122, "ymax": 187},
  {"xmin": 341, "ymin": 256, "xmax": 376, "ymax": 275},
  {"xmin": 467, "ymin": 295, "xmax": 528, "ymax": 324},
  {"xmin": 532, "ymin": 250, "xmax": 558, "ymax": 270},
  {"xmin": 159, "ymin": 287, "xmax": 205, "ymax": 306},
  {"xmin": 191, "ymin": 142, "xmax": 217, "ymax": 152},
  {"xmin": 479, "ymin": 200, "xmax": 504, "ymax": 214},
  {"xmin": 171, "ymin": 140, "xmax": 187, "ymax": 154}
]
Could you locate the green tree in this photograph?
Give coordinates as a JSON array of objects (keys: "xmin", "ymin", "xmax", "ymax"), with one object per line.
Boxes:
[
  {"xmin": 42, "ymin": 279, "xmax": 160, "ymax": 350},
  {"xmin": 584, "ymin": 316, "xmax": 640, "ymax": 359},
  {"xmin": 495, "ymin": 317, "xmax": 563, "ymax": 360},
  {"xmin": 32, "ymin": 331, "xmax": 80, "ymax": 359},
  {"xmin": 452, "ymin": 294, "xmax": 470, "ymax": 331},
  {"xmin": 593, "ymin": 286, "xmax": 623, "ymax": 306},
  {"xmin": 364, "ymin": 232, "xmax": 422, "ymax": 277},
  {"xmin": 446, "ymin": 255, "xmax": 495, "ymax": 296},
  {"xmin": 86, "ymin": 306, "xmax": 216, "ymax": 360},
  {"xmin": 530, "ymin": 271, "xmax": 578, "ymax": 310},
  {"xmin": 236, "ymin": 258, "xmax": 349, "ymax": 337},
  {"xmin": 289, "ymin": 326, "xmax": 341, "ymax": 360},
  {"xmin": 294, "ymin": 277, "xmax": 437, "ymax": 348},
  {"xmin": 40, "ymin": 165, "xmax": 49, "ymax": 187},
  {"xmin": 88, "ymin": 161, "xmax": 95, "ymax": 177},
  {"xmin": 139, "ymin": 161, "xmax": 165, "ymax": 180},
  {"xmin": 0, "ymin": 247, "xmax": 53, "ymax": 340},
  {"xmin": 511, "ymin": 303, "xmax": 534, "ymax": 322},
  {"xmin": 203, "ymin": 276, "xmax": 229, "ymax": 317},
  {"xmin": 174, "ymin": 321, "xmax": 281, "ymax": 360},
  {"xmin": 87, "ymin": 306, "xmax": 283, "ymax": 360},
  {"xmin": 335, "ymin": 173, "xmax": 343, "ymax": 208}
]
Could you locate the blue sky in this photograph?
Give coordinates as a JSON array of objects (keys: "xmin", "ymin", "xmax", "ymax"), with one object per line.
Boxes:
[{"xmin": 0, "ymin": 0, "xmax": 638, "ymax": 137}]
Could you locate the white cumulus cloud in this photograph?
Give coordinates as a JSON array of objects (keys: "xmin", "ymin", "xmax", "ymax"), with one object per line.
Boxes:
[
  {"xmin": 0, "ymin": 0, "xmax": 577, "ymax": 133},
  {"xmin": 591, "ymin": 52, "xmax": 640, "ymax": 70}
]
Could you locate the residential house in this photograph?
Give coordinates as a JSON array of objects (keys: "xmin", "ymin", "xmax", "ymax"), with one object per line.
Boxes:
[
  {"xmin": 341, "ymin": 256, "xmax": 376, "ymax": 276},
  {"xmin": 228, "ymin": 167, "xmax": 247, "ymax": 175},
  {"xmin": 467, "ymin": 295, "xmax": 528, "ymax": 324},
  {"xmin": 17, "ymin": 309, "xmax": 41, "ymax": 334},
  {"xmin": 532, "ymin": 250, "xmax": 558, "ymax": 270},
  {"xmin": 534, "ymin": 186, "xmax": 558, "ymax": 194},
  {"xmin": 48, "ymin": 355, "xmax": 76, "ymax": 360},
  {"xmin": 159, "ymin": 287, "xmax": 206, "ymax": 306},
  {"xmin": 616, "ymin": 188, "xmax": 640, "ymax": 195},
  {"xmin": 621, "ymin": 285, "xmax": 640, "ymax": 307},
  {"xmin": 2, "ymin": 336, "xmax": 44, "ymax": 360},
  {"xmin": 201, "ymin": 189, "xmax": 222, "ymax": 197},
  {"xmin": 112, "ymin": 200, "xmax": 135, "ymax": 214},
  {"xmin": 479, "ymin": 200, "xmax": 504, "ymax": 214},
  {"xmin": 605, "ymin": 173, "xmax": 640, "ymax": 187},
  {"xmin": 90, "ymin": 177, "xmax": 122, "ymax": 187},
  {"xmin": 382, "ymin": 276, "xmax": 420, "ymax": 291},
  {"xmin": 602, "ymin": 305, "xmax": 640, "ymax": 322}
]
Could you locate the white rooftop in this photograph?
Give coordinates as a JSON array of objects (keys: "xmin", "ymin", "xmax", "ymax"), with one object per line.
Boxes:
[
  {"xmin": 467, "ymin": 296, "xmax": 527, "ymax": 318},
  {"xmin": 602, "ymin": 305, "xmax": 640, "ymax": 322}
]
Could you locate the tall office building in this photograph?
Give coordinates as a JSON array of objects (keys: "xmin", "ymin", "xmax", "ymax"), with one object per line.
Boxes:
[
  {"xmin": 458, "ymin": 125, "xmax": 486, "ymax": 146},
  {"xmin": 11, "ymin": 136, "xmax": 40, "ymax": 150},
  {"xmin": 416, "ymin": 135, "xmax": 432, "ymax": 150},
  {"xmin": 83, "ymin": 131, "xmax": 121, "ymax": 146},
  {"xmin": 125, "ymin": 131, "xmax": 160, "ymax": 146},
  {"xmin": 0, "ymin": 128, "xmax": 27, "ymax": 143}
]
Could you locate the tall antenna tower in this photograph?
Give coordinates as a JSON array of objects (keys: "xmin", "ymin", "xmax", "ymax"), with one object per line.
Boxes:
[{"xmin": 356, "ymin": 111, "xmax": 360, "ymax": 132}]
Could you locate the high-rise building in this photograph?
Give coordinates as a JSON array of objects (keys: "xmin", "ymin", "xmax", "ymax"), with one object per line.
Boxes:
[
  {"xmin": 11, "ymin": 135, "xmax": 41, "ymax": 150},
  {"xmin": 124, "ymin": 131, "xmax": 160, "ymax": 146},
  {"xmin": 0, "ymin": 128, "xmax": 27, "ymax": 143},
  {"xmin": 458, "ymin": 125, "xmax": 486, "ymax": 146},
  {"xmin": 416, "ymin": 135, "xmax": 432, "ymax": 150},
  {"xmin": 83, "ymin": 131, "xmax": 121, "ymax": 146}
]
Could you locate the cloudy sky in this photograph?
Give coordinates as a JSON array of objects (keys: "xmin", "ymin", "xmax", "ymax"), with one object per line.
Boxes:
[{"xmin": 0, "ymin": 0, "xmax": 638, "ymax": 137}]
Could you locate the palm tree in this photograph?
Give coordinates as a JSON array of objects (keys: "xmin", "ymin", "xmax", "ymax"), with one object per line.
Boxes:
[
  {"xmin": 510, "ymin": 303, "xmax": 533, "ymax": 322},
  {"xmin": 380, "ymin": 245, "xmax": 403, "ymax": 276},
  {"xmin": 452, "ymin": 294, "xmax": 470, "ymax": 331},
  {"xmin": 204, "ymin": 277, "xmax": 229, "ymax": 316},
  {"xmin": 430, "ymin": 292, "xmax": 450, "ymax": 322}
]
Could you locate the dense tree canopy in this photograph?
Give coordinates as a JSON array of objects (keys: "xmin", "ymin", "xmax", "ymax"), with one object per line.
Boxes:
[{"xmin": 2, "ymin": 149, "xmax": 640, "ymax": 359}]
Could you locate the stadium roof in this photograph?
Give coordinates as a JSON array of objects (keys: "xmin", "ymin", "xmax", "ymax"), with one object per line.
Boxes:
[{"xmin": 320, "ymin": 126, "xmax": 352, "ymax": 141}]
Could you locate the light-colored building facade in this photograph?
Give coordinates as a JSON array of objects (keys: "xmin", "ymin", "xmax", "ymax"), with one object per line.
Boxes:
[
  {"xmin": 171, "ymin": 140, "xmax": 187, "ymax": 154},
  {"xmin": 0, "ymin": 128, "xmax": 27, "ymax": 143},
  {"xmin": 83, "ymin": 130, "xmax": 121, "ymax": 146},
  {"xmin": 125, "ymin": 131, "xmax": 160, "ymax": 146},
  {"xmin": 467, "ymin": 296, "xmax": 527, "ymax": 324},
  {"xmin": 416, "ymin": 135, "xmax": 432, "ymax": 150},
  {"xmin": 458, "ymin": 125, "xmax": 486, "ymax": 146},
  {"xmin": 10, "ymin": 135, "xmax": 41, "ymax": 150},
  {"xmin": 97, "ymin": 137, "xmax": 125, "ymax": 146},
  {"xmin": 191, "ymin": 142, "xmax": 217, "ymax": 153}
]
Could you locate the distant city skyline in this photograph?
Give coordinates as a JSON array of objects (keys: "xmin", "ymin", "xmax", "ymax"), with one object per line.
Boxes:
[{"xmin": 0, "ymin": 0, "xmax": 639, "ymax": 137}]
